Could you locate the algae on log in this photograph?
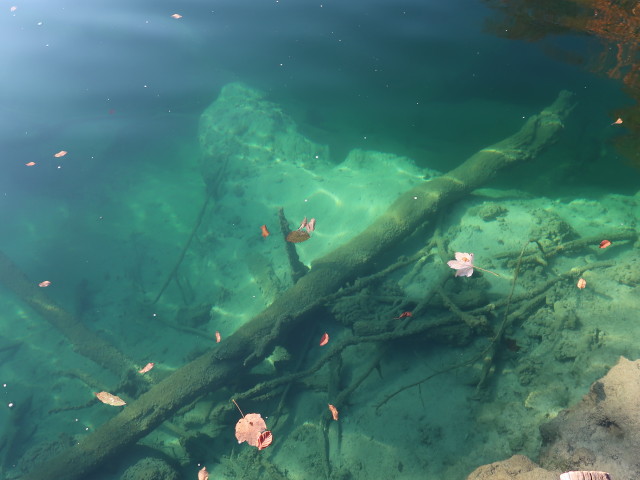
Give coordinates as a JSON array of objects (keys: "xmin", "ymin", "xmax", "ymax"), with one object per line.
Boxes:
[{"xmin": 22, "ymin": 91, "xmax": 575, "ymax": 480}]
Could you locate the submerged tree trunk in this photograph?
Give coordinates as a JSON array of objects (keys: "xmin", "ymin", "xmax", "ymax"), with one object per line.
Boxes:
[
  {"xmin": 0, "ymin": 252, "xmax": 136, "ymax": 376},
  {"xmin": 21, "ymin": 91, "xmax": 575, "ymax": 480}
]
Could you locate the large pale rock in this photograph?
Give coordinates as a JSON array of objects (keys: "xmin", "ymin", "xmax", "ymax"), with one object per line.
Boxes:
[
  {"xmin": 195, "ymin": 82, "xmax": 432, "ymax": 318},
  {"xmin": 198, "ymin": 82, "xmax": 329, "ymax": 186},
  {"xmin": 539, "ymin": 356, "xmax": 640, "ymax": 479},
  {"xmin": 466, "ymin": 455, "xmax": 558, "ymax": 480}
]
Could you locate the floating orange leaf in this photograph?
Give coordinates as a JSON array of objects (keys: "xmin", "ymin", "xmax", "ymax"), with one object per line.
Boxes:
[
  {"xmin": 95, "ymin": 391, "xmax": 126, "ymax": 406},
  {"xmin": 319, "ymin": 332, "xmax": 329, "ymax": 346},
  {"xmin": 328, "ymin": 403, "xmax": 339, "ymax": 421},
  {"xmin": 38, "ymin": 280, "xmax": 51, "ymax": 287},
  {"xmin": 198, "ymin": 466, "xmax": 209, "ymax": 480},
  {"xmin": 215, "ymin": 331, "xmax": 221, "ymax": 343},
  {"xmin": 54, "ymin": 150, "xmax": 67, "ymax": 158},
  {"xmin": 171, "ymin": 13, "xmax": 182, "ymax": 19},
  {"xmin": 25, "ymin": 161, "xmax": 36, "ymax": 167},
  {"xmin": 599, "ymin": 239, "xmax": 611, "ymax": 249},
  {"xmin": 232, "ymin": 399, "xmax": 271, "ymax": 449},
  {"xmin": 260, "ymin": 224, "xmax": 270, "ymax": 238},
  {"xmin": 577, "ymin": 278, "xmax": 587, "ymax": 289},
  {"xmin": 235, "ymin": 413, "xmax": 267, "ymax": 446},
  {"xmin": 286, "ymin": 230, "xmax": 311, "ymax": 243},
  {"xmin": 138, "ymin": 362, "xmax": 154, "ymax": 374}
]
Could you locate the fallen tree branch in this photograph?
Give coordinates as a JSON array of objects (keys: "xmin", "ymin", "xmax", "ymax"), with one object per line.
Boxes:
[
  {"xmin": 150, "ymin": 193, "xmax": 212, "ymax": 305},
  {"xmin": 21, "ymin": 90, "xmax": 576, "ymax": 480},
  {"xmin": 375, "ymin": 259, "xmax": 615, "ymax": 410},
  {"xmin": 0, "ymin": 251, "xmax": 138, "ymax": 378}
]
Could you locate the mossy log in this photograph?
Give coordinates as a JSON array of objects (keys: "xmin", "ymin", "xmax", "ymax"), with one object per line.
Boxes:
[{"xmin": 22, "ymin": 90, "xmax": 575, "ymax": 480}]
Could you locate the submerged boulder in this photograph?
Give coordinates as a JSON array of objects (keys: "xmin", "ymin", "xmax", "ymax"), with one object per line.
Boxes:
[
  {"xmin": 466, "ymin": 455, "xmax": 557, "ymax": 480},
  {"xmin": 466, "ymin": 357, "xmax": 640, "ymax": 479},
  {"xmin": 195, "ymin": 82, "xmax": 433, "ymax": 319},
  {"xmin": 198, "ymin": 82, "xmax": 329, "ymax": 189},
  {"xmin": 539, "ymin": 356, "xmax": 640, "ymax": 479}
]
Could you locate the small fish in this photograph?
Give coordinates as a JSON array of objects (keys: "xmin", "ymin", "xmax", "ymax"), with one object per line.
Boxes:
[
  {"xmin": 215, "ymin": 331, "xmax": 221, "ymax": 343},
  {"xmin": 577, "ymin": 278, "xmax": 587, "ymax": 289},
  {"xmin": 298, "ymin": 217, "xmax": 308, "ymax": 231},
  {"xmin": 198, "ymin": 467, "xmax": 209, "ymax": 480},
  {"xmin": 611, "ymin": 118, "xmax": 623, "ymax": 125},
  {"xmin": 25, "ymin": 161, "xmax": 36, "ymax": 166},
  {"xmin": 171, "ymin": 13, "xmax": 182, "ymax": 19},
  {"xmin": 328, "ymin": 403, "xmax": 339, "ymax": 421},
  {"xmin": 319, "ymin": 332, "xmax": 329, "ymax": 346},
  {"xmin": 394, "ymin": 311, "xmax": 412, "ymax": 319},
  {"xmin": 260, "ymin": 225, "xmax": 270, "ymax": 237},
  {"xmin": 138, "ymin": 362, "xmax": 154, "ymax": 374},
  {"xmin": 599, "ymin": 239, "xmax": 611, "ymax": 249},
  {"xmin": 38, "ymin": 280, "xmax": 51, "ymax": 287},
  {"xmin": 54, "ymin": 150, "xmax": 67, "ymax": 158}
]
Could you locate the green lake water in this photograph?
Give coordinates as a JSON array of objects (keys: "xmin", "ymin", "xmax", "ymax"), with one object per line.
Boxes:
[{"xmin": 2, "ymin": 1, "xmax": 640, "ymax": 479}]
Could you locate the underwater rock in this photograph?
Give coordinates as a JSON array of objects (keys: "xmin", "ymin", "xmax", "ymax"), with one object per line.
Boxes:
[
  {"xmin": 552, "ymin": 301, "xmax": 580, "ymax": 330},
  {"xmin": 530, "ymin": 209, "xmax": 579, "ymax": 249},
  {"xmin": 198, "ymin": 82, "xmax": 329, "ymax": 190},
  {"xmin": 249, "ymin": 345, "xmax": 291, "ymax": 375},
  {"xmin": 268, "ymin": 345, "xmax": 291, "ymax": 366},
  {"xmin": 13, "ymin": 434, "xmax": 75, "ymax": 479},
  {"xmin": 246, "ymin": 252, "xmax": 285, "ymax": 306},
  {"xmin": 466, "ymin": 454, "xmax": 558, "ymax": 480},
  {"xmin": 476, "ymin": 202, "xmax": 508, "ymax": 222},
  {"xmin": 553, "ymin": 338, "xmax": 580, "ymax": 362},
  {"xmin": 468, "ymin": 360, "xmax": 639, "ymax": 478},
  {"xmin": 197, "ymin": 82, "xmax": 432, "ymax": 268},
  {"xmin": 539, "ymin": 356, "xmax": 640, "ymax": 479},
  {"xmin": 516, "ymin": 359, "xmax": 541, "ymax": 387},
  {"xmin": 120, "ymin": 457, "xmax": 180, "ymax": 480},
  {"xmin": 609, "ymin": 255, "xmax": 640, "ymax": 286}
]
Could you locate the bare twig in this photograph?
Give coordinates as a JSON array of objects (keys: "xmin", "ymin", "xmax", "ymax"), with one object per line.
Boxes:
[{"xmin": 151, "ymin": 194, "xmax": 211, "ymax": 305}]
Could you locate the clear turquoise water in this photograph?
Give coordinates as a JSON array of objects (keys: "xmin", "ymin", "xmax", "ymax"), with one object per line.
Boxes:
[{"xmin": 2, "ymin": 1, "xmax": 640, "ymax": 479}]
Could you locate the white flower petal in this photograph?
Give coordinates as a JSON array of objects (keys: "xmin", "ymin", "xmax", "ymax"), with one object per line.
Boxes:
[
  {"xmin": 455, "ymin": 266, "xmax": 474, "ymax": 277},
  {"xmin": 454, "ymin": 252, "xmax": 474, "ymax": 264},
  {"xmin": 447, "ymin": 260, "xmax": 464, "ymax": 269}
]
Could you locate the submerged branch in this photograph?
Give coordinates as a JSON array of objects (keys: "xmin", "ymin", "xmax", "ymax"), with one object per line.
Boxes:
[{"xmin": 22, "ymin": 90, "xmax": 576, "ymax": 480}]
